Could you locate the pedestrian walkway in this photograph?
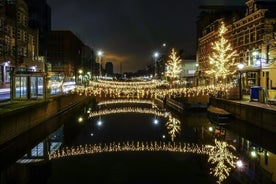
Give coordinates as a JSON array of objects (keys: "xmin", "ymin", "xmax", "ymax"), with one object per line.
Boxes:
[{"xmin": 232, "ymin": 95, "xmax": 276, "ymax": 111}]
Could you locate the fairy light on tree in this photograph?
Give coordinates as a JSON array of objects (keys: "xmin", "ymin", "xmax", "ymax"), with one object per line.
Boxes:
[
  {"xmin": 206, "ymin": 22, "xmax": 237, "ymax": 84},
  {"xmin": 208, "ymin": 139, "xmax": 238, "ymax": 184},
  {"xmin": 165, "ymin": 48, "xmax": 182, "ymax": 82},
  {"xmin": 165, "ymin": 114, "xmax": 181, "ymax": 141}
]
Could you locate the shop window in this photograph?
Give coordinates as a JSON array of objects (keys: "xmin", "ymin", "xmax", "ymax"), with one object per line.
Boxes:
[{"xmin": 15, "ymin": 76, "xmax": 27, "ymax": 98}]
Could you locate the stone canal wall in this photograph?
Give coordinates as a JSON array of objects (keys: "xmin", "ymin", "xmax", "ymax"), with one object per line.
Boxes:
[
  {"xmin": 0, "ymin": 94, "xmax": 90, "ymax": 145},
  {"xmin": 209, "ymin": 98, "xmax": 276, "ymax": 133}
]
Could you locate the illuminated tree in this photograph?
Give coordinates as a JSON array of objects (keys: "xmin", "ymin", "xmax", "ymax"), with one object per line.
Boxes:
[
  {"xmin": 208, "ymin": 140, "xmax": 238, "ymax": 184},
  {"xmin": 165, "ymin": 114, "xmax": 181, "ymax": 141},
  {"xmin": 165, "ymin": 48, "xmax": 182, "ymax": 81},
  {"xmin": 206, "ymin": 22, "xmax": 237, "ymax": 82}
]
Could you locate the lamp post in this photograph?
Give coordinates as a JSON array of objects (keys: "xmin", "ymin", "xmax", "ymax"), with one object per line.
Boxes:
[
  {"xmin": 153, "ymin": 51, "xmax": 159, "ymax": 78},
  {"xmin": 78, "ymin": 69, "xmax": 83, "ymax": 85},
  {"xmin": 195, "ymin": 63, "xmax": 199, "ymax": 87},
  {"xmin": 252, "ymin": 50, "xmax": 261, "ymax": 86},
  {"xmin": 97, "ymin": 50, "xmax": 103, "ymax": 78},
  {"xmin": 237, "ymin": 63, "xmax": 244, "ymax": 100}
]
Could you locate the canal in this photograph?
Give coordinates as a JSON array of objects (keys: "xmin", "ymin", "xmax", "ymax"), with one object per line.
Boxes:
[{"xmin": 1, "ymin": 99, "xmax": 276, "ymax": 184}]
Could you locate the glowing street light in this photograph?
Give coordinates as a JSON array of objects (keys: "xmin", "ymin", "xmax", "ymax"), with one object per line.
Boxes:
[
  {"xmin": 237, "ymin": 63, "xmax": 244, "ymax": 100},
  {"xmin": 236, "ymin": 160, "xmax": 243, "ymax": 168},
  {"xmin": 251, "ymin": 150, "xmax": 257, "ymax": 158},
  {"xmin": 97, "ymin": 120, "xmax": 102, "ymax": 126},
  {"xmin": 153, "ymin": 51, "xmax": 159, "ymax": 77},
  {"xmin": 97, "ymin": 50, "xmax": 103, "ymax": 57},
  {"xmin": 78, "ymin": 116, "xmax": 83, "ymax": 123},
  {"xmin": 97, "ymin": 50, "xmax": 103, "ymax": 77},
  {"xmin": 153, "ymin": 118, "xmax": 159, "ymax": 125},
  {"xmin": 78, "ymin": 69, "xmax": 84, "ymax": 85}
]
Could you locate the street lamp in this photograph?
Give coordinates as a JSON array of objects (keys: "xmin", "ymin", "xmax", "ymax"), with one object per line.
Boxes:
[
  {"xmin": 78, "ymin": 69, "xmax": 83, "ymax": 85},
  {"xmin": 252, "ymin": 50, "xmax": 262, "ymax": 86},
  {"xmin": 237, "ymin": 63, "xmax": 244, "ymax": 100},
  {"xmin": 153, "ymin": 51, "xmax": 159, "ymax": 78},
  {"xmin": 97, "ymin": 50, "xmax": 103, "ymax": 78}
]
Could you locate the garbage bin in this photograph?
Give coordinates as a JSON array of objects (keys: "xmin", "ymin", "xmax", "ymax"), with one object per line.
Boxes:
[{"xmin": 250, "ymin": 86, "xmax": 262, "ymax": 102}]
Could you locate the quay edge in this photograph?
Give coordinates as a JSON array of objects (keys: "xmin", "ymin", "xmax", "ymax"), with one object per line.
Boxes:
[
  {"xmin": 0, "ymin": 94, "xmax": 92, "ymax": 146},
  {"xmin": 209, "ymin": 97, "xmax": 276, "ymax": 134}
]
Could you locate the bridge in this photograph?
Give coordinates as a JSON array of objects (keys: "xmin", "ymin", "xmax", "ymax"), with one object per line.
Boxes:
[{"xmin": 73, "ymin": 79, "xmax": 233, "ymax": 101}]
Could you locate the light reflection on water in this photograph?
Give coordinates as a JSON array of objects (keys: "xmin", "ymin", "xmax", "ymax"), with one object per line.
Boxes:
[{"xmin": 13, "ymin": 100, "xmax": 276, "ymax": 183}]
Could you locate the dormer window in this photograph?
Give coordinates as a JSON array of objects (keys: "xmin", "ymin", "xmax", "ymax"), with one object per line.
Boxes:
[{"xmin": 246, "ymin": 0, "xmax": 257, "ymax": 15}]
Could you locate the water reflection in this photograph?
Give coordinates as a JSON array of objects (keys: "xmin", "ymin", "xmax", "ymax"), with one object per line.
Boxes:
[
  {"xmin": 205, "ymin": 122, "xmax": 276, "ymax": 183},
  {"xmin": 16, "ymin": 127, "xmax": 63, "ymax": 164},
  {"xmin": 49, "ymin": 139, "xmax": 238, "ymax": 184},
  {"xmin": 7, "ymin": 99, "xmax": 276, "ymax": 184},
  {"xmin": 89, "ymin": 106, "xmax": 181, "ymax": 142}
]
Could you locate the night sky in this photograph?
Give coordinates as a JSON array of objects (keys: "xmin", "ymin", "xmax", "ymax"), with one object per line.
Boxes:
[{"xmin": 47, "ymin": 0, "xmax": 244, "ymax": 73}]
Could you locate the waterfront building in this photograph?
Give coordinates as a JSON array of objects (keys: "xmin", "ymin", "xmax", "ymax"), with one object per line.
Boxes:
[
  {"xmin": 105, "ymin": 61, "xmax": 114, "ymax": 77},
  {"xmin": 0, "ymin": 0, "xmax": 41, "ymax": 89},
  {"xmin": 197, "ymin": 0, "xmax": 276, "ymax": 93},
  {"xmin": 24, "ymin": 0, "xmax": 51, "ymax": 57},
  {"xmin": 180, "ymin": 54, "xmax": 197, "ymax": 87},
  {"xmin": 46, "ymin": 30, "xmax": 95, "ymax": 82}
]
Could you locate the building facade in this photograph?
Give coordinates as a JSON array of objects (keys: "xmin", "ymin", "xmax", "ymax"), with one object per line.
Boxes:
[
  {"xmin": 0, "ymin": 0, "xmax": 40, "ymax": 88},
  {"xmin": 105, "ymin": 61, "xmax": 113, "ymax": 77},
  {"xmin": 24, "ymin": 0, "xmax": 51, "ymax": 56},
  {"xmin": 180, "ymin": 55, "xmax": 197, "ymax": 87},
  {"xmin": 46, "ymin": 30, "xmax": 95, "ymax": 82},
  {"xmin": 197, "ymin": 0, "xmax": 276, "ymax": 92}
]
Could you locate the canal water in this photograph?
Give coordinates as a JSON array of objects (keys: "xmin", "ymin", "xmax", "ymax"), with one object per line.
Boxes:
[{"xmin": 1, "ymin": 100, "xmax": 276, "ymax": 184}]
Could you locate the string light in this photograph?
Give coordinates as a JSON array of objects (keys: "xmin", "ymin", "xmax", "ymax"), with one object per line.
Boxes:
[
  {"xmin": 89, "ymin": 107, "xmax": 165, "ymax": 118},
  {"xmin": 166, "ymin": 115, "xmax": 181, "ymax": 141},
  {"xmin": 98, "ymin": 99, "xmax": 156, "ymax": 106},
  {"xmin": 165, "ymin": 48, "xmax": 182, "ymax": 81},
  {"xmin": 89, "ymin": 106, "xmax": 181, "ymax": 141},
  {"xmin": 73, "ymin": 82, "xmax": 234, "ymax": 99},
  {"xmin": 91, "ymin": 79, "xmax": 166, "ymax": 89},
  {"xmin": 208, "ymin": 139, "xmax": 238, "ymax": 184},
  {"xmin": 206, "ymin": 22, "xmax": 237, "ymax": 80},
  {"xmin": 48, "ymin": 140, "xmax": 238, "ymax": 183}
]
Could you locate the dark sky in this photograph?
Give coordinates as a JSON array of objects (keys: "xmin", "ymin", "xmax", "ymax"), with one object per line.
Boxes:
[{"xmin": 47, "ymin": 0, "xmax": 244, "ymax": 73}]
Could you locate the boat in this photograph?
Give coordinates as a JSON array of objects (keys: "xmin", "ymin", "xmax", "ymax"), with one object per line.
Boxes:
[{"xmin": 207, "ymin": 105, "xmax": 234, "ymax": 126}]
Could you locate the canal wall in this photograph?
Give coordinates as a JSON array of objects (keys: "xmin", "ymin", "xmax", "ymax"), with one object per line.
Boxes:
[
  {"xmin": 209, "ymin": 98, "xmax": 276, "ymax": 133},
  {"xmin": 164, "ymin": 96, "xmax": 209, "ymax": 113},
  {"xmin": 0, "ymin": 94, "xmax": 91, "ymax": 146}
]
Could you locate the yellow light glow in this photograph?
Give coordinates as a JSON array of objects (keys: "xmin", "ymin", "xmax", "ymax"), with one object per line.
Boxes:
[
  {"xmin": 208, "ymin": 139, "xmax": 238, "ymax": 184},
  {"xmin": 73, "ymin": 81, "xmax": 234, "ymax": 99},
  {"xmin": 251, "ymin": 150, "xmax": 257, "ymax": 157},
  {"xmin": 89, "ymin": 106, "xmax": 181, "ymax": 141},
  {"xmin": 49, "ymin": 139, "xmax": 238, "ymax": 183},
  {"xmin": 206, "ymin": 22, "xmax": 237, "ymax": 80},
  {"xmin": 165, "ymin": 48, "xmax": 182, "ymax": 81},
  {"xmin": 89, "ymin": 107, "xmax": 165, "ymax": 118},
  {"xmin": 98, "ymin": 99, "xmax": 155, "ymax": 106},
  {"xmin": 78, "ymin": 117, "xmax": 83, "ymax": 123},
  {"xmin": 165, "ymin": 114, "xmax": 181, "ymax": 141}
]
